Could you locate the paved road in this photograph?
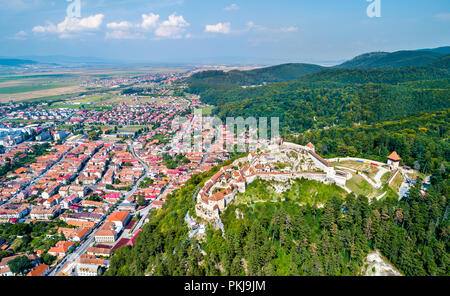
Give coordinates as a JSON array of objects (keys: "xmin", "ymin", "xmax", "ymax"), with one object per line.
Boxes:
[
  {"xmin": 4, "ymin": 143, "xmax": 78, "ymax": 206},
  {"xmin": 48, "ymin": 215, "xmax": 106, "ymax": 276},
  {"xmin": 48, "ymin": 143, "xmax": 150, "ymax": 276},
  {"xmin": 48, "ymin": 115, "xmax": 202, "ymax": 275},
  {"xmin": 125, "ymin": 141, "xmax": 151, "ymax": 199}
]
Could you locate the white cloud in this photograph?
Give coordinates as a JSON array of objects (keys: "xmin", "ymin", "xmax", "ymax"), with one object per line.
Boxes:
[
  {"xmin": 435, "ymin": 13, "xmax": 450, "ymax": 21},
  {"xmin": 280, "ymin": 26, "xmax": 298, "ymax": 33},
  {"xmin": 246, "ymin": 21, "xmax": 299, "ymax": 34},
  {"xmin": 104, "ymin": 12, "xmax": 190, "ymax": 40},
  {"xmin": 140, "ymin": 13, "xmax": 160, "ymax": 30},
  {"xmin": 107, "ymin": 21, "xmax": 134, "ymax": 30},
  {"xmin": 205, "ymin": 22, "xmax": 231, "ymax": 34},
  {"xmin": 154, "ymin": 13, "xmax": 190, "ymax": 39},
  {"xmin": 10, "ymin": 30, "xmax": 28, "ymax": 40},
  {"xmin": 32, "ymin": 14, "xmax": 104, "ymax": 38},
  {"xmin": 105, "ymin": 13, "xmax": 160, "ymax": 40},
  {"xmin": 224, "ymin": 3, "xmax": 239, "ymax": 11},
  {"xmin": 106, "ymin": 30, "xmax": 144, "ymax": 40},
  {"xmin": 246, "ymin": 21, "xmax": 267, "ymax": 32}
]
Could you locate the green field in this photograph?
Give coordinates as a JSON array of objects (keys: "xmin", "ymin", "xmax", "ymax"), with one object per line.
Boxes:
[
  {"xmin": 45, "ymin": 104, "xmax": 112, "ymax": 111},
  {"xmin": 0, "ymin": 74, "xmax": 75, "ymax": 83},
  {"xmin": 345, "ymin": 172, "xmax": 388, "ymax": 199},
  {"xmin": 72, "ymin": 94, "xmax": 110, "ymax": 104},
  {"xmin": 195, "ymin": 106, "xmax": 213, "ymax": 115},
  {"xmin": 0, "ymin": 84, "xmax": 66, "ymax": 94},
  {"xmin": 389, "ymin": 172, "xmax": 405, "ymax": 193}
]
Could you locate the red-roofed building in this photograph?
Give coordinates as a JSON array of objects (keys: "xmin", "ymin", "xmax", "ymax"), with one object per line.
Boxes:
[
  {"xmin": 27, "ymin": 264, "xmax": 49, "ymax": 276},
  {"xmin": 387, "ymin": 151, "xmax": 401, "ymax": 169},
  {"xmin": 48, "ymin": 241, "xmax": 75, "ymax": 258}
]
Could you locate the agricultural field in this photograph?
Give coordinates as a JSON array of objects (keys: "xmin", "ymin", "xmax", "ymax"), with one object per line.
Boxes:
[
  {"xmin": 0, "ymin": 84, "xmax": 69, "ymax": 95},
  {"xmin": 0, "ymin": 86, "xmax": 85, "ymax": 103},
  {"xmin": 0, "ymin": 72, "xmax": 87, "ymax": 103},
  {"xmin": 44, "ymin": 103, "xmax": 112, "ymax": 111}
]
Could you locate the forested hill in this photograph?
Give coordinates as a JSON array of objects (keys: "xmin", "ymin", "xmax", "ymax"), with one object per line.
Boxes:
[
  {"xmin": 336, "ymin": 50, "xmax": 444, "ymax": 69},
  {"xmin": 188, "ymin": 62, "xmax": 450, "ymax": 123},
  {"xmin": 300, "ymin": 62, "xmax": 449, "ymax": 84},
  {"xmin": 428, "ymin": 54, "xmax": 450, "ymax": 69},
  {"xmin": 418, "ymin": 46, "xmax": 450, "ymax": 55},
  {"xmin": 186, "ymin": 52, "xmax": 450, "ymax": 174},
  {"xmin": 188, "ymin": 63, "xmax": 326, "ymax": 86}
]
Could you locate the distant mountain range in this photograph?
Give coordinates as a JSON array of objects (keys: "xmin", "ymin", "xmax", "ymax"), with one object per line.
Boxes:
[
  {"xmin": 0, "ymin": 55, "xmax": 119, "ymax": 68},
  {"xmin": 1, "ymin": 46, "xmax": 450, "ymax": 72},
  {"xmin": 0, "ymin": 58, "xmax": 37, "ymax": 67},
  {"xmin": 17, "ymin": 55, "xmax": 116, "ymax": 65}
]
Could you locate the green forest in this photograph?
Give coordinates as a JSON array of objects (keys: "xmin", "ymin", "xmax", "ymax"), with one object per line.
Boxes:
[{"xmin": 187, "ymin": 55, "xmax": 450, "ymax": 173}]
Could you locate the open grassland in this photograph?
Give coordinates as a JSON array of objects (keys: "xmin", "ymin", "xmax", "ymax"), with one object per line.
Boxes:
[
  {"xmin": 0, "ymin": 72, "xmax": 83, "ymax": 100},
  {"xmin": 195, "ymin": 106, "xmax": 213, "ymax": 115},
  {"xmin": 389, "ymin": 172, "xmax": 405, "ymax": 193},
  {"xmin": 0, "ymin": 84, "xmax": 69, "ymax": 95},
  {"xmin": 0, "ymin": 73, "xmax": 76, "ymax": 84},
  {"xmin": 335, "ymin": 160, "xmax": 380, "ymax": 178},
  {"xmin": 346, "ymin": 172, "xmax": 379, "ymax": 199},
  {"xmin": 70, "ymin": 94, "xmax": 110, "ymax": 104}
]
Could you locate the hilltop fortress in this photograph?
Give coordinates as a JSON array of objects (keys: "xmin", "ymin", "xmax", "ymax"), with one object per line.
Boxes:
[{"xmin": 195, "ymin": 142, "xmax": 352, "ymax": 222}]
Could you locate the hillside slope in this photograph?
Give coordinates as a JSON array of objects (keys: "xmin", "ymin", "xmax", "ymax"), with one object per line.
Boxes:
[{"xmin": 337, "ymin": 50, "xmax": 443, "ymax": 69}]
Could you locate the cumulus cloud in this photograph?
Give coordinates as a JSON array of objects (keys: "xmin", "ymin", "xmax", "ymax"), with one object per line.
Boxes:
[
  {"xmin": 105, "ymin": 12, "xmax": 189, "ymax": 40},
  {"xmin": 140, "ymin": 13, "xmax": 160, "ymax": 30},
  {"xmin": 205, "ymin": 22, "xmax": 231, "ymax": 34},
  {"xmin": 154, "ymin": 13, "xmax": 190, "ymax": 39},
  {"xmin": 106, "ymin": 21, "xmax": 134, "ymax": 30},
  {"xmin": 246, "ymin": 21, "xmax": 266, "ymax": 32},
  {"xmin": 11, "ymin": 30, "xmax": 28, "ymax": 40},
  {"xmin": 224, "ymin": 3, "xmax": 239, "ymax": 11},
  {"xmin": 32, "ymin": 14, "xmax": 104, "ymax": 38}
]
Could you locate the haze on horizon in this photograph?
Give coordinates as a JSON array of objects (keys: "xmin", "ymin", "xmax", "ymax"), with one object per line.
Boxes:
[{"xmin": 0, "ymin": 0, "xmax": 450, "ymax": 65}]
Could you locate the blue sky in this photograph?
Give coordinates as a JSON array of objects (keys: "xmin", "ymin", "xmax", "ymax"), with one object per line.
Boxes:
[{"xmin": 0, "ymin": 0, "xmax": 449, "ymax": 64}]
